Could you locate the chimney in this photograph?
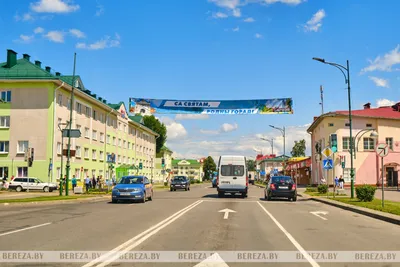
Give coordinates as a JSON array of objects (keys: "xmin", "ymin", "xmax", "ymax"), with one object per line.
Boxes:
[
  {"xmin": 392, "ymin": 102, "xmax": 400, "ymax": 112},
  {"xmin": 92, "ymin": 94, "xmax": 97, "ymax": 98},
  {"xmin": 23, "ymin": 54, "xmax": 30, "ymax": 61},
  {"xmin": 98, "ymin": 97, "xmax": 103, "ymax": 101},
  {"xmin": 55, "ymin": 72, "xmax": 61, "ymax": 76},
  {"xmin": 35, "ymin": 60, "xmax": 41, "ymax": 67},
  {"xmin": 313, "ymin": 116, "xmax": 319, "ymax": 121},
  {"xmin": 45, "ymin": 66, "xmax": 51, "ymax": 72},
  {"xmin": 6, "ymin": 49, "xmax": 17, "ymax": 68},
  {"xmin": 103, "ymin": 99, "xmax": 107, "ymax": 104},
  {"xmin": 364, "ymin": 102, "xmax": 371, "ymax": 109},
  {"xmin": 85, "ymin": 90, "xmax": 91, "ymax": 95}
]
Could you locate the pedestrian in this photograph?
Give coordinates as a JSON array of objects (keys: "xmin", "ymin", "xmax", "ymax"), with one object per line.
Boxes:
[
  {"xmin": 85, "ymin": 176, "xmax": 90, "ymax": 193},
  {"xmin": 339, "ymin": 175, "xmax": 344, "ymax": 189},
  {"xmin": 97, "ymin": 176, "xmax": 101, "ymax": 190},
  {"xmin": 334, "ymin": 176, "xmax": 339, "ymax": 188},
  {"xmin": 71, "ymin": 175, "xmax": 77, "ymax": 193},
  {"xmin": 92, "ymin": 176, "xmax": 97, "ymax": 189}
]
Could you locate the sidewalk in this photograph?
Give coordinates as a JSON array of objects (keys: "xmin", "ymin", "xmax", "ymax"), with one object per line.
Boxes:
[{"xmin": 0, "ymin": 191, "xmax": 73, "ymax": 200}]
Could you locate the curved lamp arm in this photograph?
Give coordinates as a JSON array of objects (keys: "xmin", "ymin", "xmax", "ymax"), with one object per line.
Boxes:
[{"xmin": 353, "ymin": 129, "xmax": 376, "ymax": 159}]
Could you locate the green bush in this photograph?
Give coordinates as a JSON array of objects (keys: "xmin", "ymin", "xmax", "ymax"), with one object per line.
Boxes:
[
  {"xmin": 305, "ymin": 187, "xmax": 318, "ymax": 192},
  {"xmin": 164, "ymin": 182, "xmax": 168, "ymax": 186},
  {"xmin": 356, "ymin": 185, "xmax": 376, "ymax": 202},
  {"xmin": 196, "ymin": 180, "xmax": 201, "ymax": 184},
  {"xmin": 317, "ymin": 184, "xmax": 328, "ymax": 194},
  {"xmin": 190, "ymin": 180, "xmax": 195, "ymax": 184}
]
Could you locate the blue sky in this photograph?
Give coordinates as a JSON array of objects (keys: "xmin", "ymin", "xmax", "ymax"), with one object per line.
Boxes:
[{"xmin": 1, "ymin": 0, "xmax": 400, "ymax": 159}]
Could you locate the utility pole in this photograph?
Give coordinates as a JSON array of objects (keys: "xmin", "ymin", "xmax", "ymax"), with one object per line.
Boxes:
[
  {"xmin": 320, "ymin": 85, "xmax": 324, "ymax": 114},
  {"xmin": 65, "ymin": 53, "xmax": 77, "ymax": 197}
]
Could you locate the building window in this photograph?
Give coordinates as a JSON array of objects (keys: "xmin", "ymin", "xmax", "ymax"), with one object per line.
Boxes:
[
  {"xmin": 75, "ymin": 168, "xmax": 81, "ymax": 179},
  {"xmin": 17, "ymin": 141, "xmax": 29, "ymax": 154},
  {"xmin": 128, "ymin": 142, "xmax": 131, "ymax": 149},
  {"xmin": 0, "ymin": 141, "xmax": 9, "ymax": 153},
  {"xmin": 92, "ymin": 169, "xmax": 96, "ymax": 177},
  {"xmin": 76, "ymin": 102, "xmax": 82, "ymax": 114},
  {"xmin": 76, "ymin": 124, "xmax": 81, "ymax": 132},
  {"xmin": 107, "ymin": 135, "xmax": 110, "ymax": 144},
  {"xmin": 118, "ymin": 155, "xmax": 121, "ymax": 164},
  {"xmin": 342, "ymin": 137, "xmax": 354, "ymax": 150},
  {"xmin": 123, "ymin": 140, "xmax": 126, "ymax": 149},
  {"xmin": 386, "ymin": 138, "xmax": 393, "ymax": 150},
  {"xmin": 124, "ymin": 124, "xmax": 127, "ymax": 133},
  {"xmin": 57, "ymin": 142, "xmax": 61, "ymax": 155},
  {"xmin": 363, "ymin": 137, "xmax": 375, "ymax": 151},
  {"xmin": 99, "ymin": 113, "xmax": 104, "ymax": 123},
  {"xmin": 118, "ymin": 138, "xmax": 121, "ymax": 147},
  {"xmin": 118, "ymin": 122, "xmax": 122, "ymax": 131},
  {"xmin": 328, "ymin": 123, "xmax": 334, "ymax": 127},
  {"xmin": 85, "ymin": 128, "xmax": 90, "ymax": 138},
  {"xmin": 56, "ymin": 167, "xmax": 61, "ymax": 179},
  {"xmin": 99, "ymin": 151, "xmax": 104, "ymax": 161},
  {"xmin": 0, "ymin": 91, "xmax": 11, "ymax": 103},
  {"xmin": 92, "ymin": 130, "xmax": 97, "ymax": 140},
  {"xmin": 345, "ymin": 123, "xmax": 350, "ymax": 127},
  {"xmin": 57, "ymin": 94, "xmax": 63, "ymax": 105},
  {"xmin": 127, "ymin": 157, "xmax": 130, "ymax": 164},
  {"xmin": 67, "ymin": 98, "xmax": 71, "ymax": 110},
  {"xmin": 366, "ymin": 123, "xmax": 372, "ymax": 128},
  {"xmin": 93, "ymin": 110, "xmax": 97, "ymax": 120},
  {"xmin": 85, "ymin": 106, "xmax": 91, "ymax": 117},
  {"xmin": 100, "ymin": 132, "xmax": 104, "ymax": 142},
  {"xmin": 113, "ymin": 119, "xmax": 117, "ymax": 128},
  {"xmin": 92, "ymin": 149, "xmax": 97, "ymax": 160},
  {"xmin": 84, "ymin": 148, "xmax": 89, "ymax": 159},
  {"xmin": 123, "ymin": 156, "xmax": 125, "ymax": 164},
  {"xmin": 76, "ymin": 146, "xmax": 81, "ymax": 158},
  {"xmin": 0, "ymin": 116, "xmax": 10, "ymax": 128},
  {"xmin": 17, "ymin": 167, "xmax": 28, "ymax": 177},
  {"xmin": 113, "ymin": 137, "xmax": 116, "ymax": 146},
  {"xmin": 343, "ymin": 168, "xmax": 356, "ymax": 183}
]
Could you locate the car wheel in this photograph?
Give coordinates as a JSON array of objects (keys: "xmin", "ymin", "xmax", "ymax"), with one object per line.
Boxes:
[
  {"xmin": 185, "ymin": 187, "xmax": 188, "ymax": 191},
  {"xmin": 264, "ymin": 193, "xmax": 268, "ymax": 200},
  {"xmin": 188, "ymin": 186, "xmax": 190, "ymax": 191},
  {"xmin": 148, "ymin": 191, "xmax": 153, "ymax": 201},
  {"xmin": 142, "ymin": 193, "xmax": 146, "ymax": 203},
  {"xmin": 170, "ymin": 188, "xmax": 173, "ymax": 191},
  {"xmin": 112, "ymin": 199, "xmax": 117, "ymax": 203},
  {"xmin": 267, "ymin": 193, "xmax": 272, "ymax": 201},
  {"xmin": 218, "ymin": 192, "xmax": 224, "ymax": 198},
  {"xmin": 43, "ymin": 186, "xmax": 49, "ymax": 192},
  {"xmin": 16, "ymin": 186, "xmax": 22, "ymax": 192},
  {"xmin": 49, "ymin": 189, "xmax": 53, "ymax": 192},
  {"xmin": 292, "ymin": 196, "xmax": 297, "ymax": 202}
]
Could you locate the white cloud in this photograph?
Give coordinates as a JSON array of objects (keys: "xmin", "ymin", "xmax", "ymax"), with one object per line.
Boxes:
[
  {"xmin": 15, "ymin": 12, "xmax": 35, "ymax": 22},
  {"xmin": 303, "ymin": 9, "xmax": 326, "ymax": 32},
  {"xmin": 158, "ymin": 117, "xmax": 187, "ymax": 140},
  {"xmin": 255, "ymin": 33, "xmax": 262, "ymax": 38},
  {"xmin": 34, "ymin": 27, "xmax": 44, "ymax": 34},
  {"xmin": 376, "ymin": 99, "xmax": 396, "ymax": 107},
  {"xmin": 17, "ymin": 34, "xmax": 34, "ymax": 43},
  {"xmin": 361, "ymin": 45, "xmax": 400, "ymax": 73},
  {"xmin": 208, "ymin": 0, "xmax": 240, "ymax": 9},
  {"xmin": 44, "ymin": 30, "xmax": 64, "ymax": 43},
  {"xmin": 175, "ymin": 114, "xmax": 209, "ymax": 120},
  {"xmin": 69, "ymin": 29, "xmax": 86, "ymax": 38},
  {"xmin": 243, "ymin": 17, "xmax": 255, "ymax": 22},
  {"xmin": 76, "ymin": 33, "xmax": 120, "ymax": 50},
  {"xmin": 31, "ymin": 0, "xmax": 80, "ymax": 13},
  {"xmin": 220, "ymin": 123, "xmax": 238, "ymax": 132},
  {"xmin": 96, "ymin": 3, "xmax": 105, "ymax": 16},
  {"xmin": 232, "ymin": 26, "xmax": 240, "ymax": 32},
  {"xmin": 212, "ymin": 12, "xmax": 228, "ymax": 19},
  {"xmin": 263, "ymin": 0, "xmax": 305, "ymax": 5},
  {"xmin": 232, "ymin": 8, "xmax": 241, "ymax": 17},
  {"xmin": 368, "ymin": 76, "xmax": 390, "ymax": 88}
]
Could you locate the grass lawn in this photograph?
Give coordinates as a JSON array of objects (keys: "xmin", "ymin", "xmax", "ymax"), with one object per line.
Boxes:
[
  {"xmin": 305, "ymin": 191, "xmax": 347, "ymax": 197},
  {"xmin": 0, "ymin": 195, "xmax": 94, "ymax": 203},
  {"xmin": 332, "ymin": 197, "xmax": 400, "ymax": 216}
]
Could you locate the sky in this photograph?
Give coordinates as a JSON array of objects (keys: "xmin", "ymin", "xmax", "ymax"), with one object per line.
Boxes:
[{"xmin": 1, "ymin": 0, "xmax": 400, "ymax": 160}]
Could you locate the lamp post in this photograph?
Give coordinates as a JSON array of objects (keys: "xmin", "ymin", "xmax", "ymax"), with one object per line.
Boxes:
[
  {"xmin": 312, "ymin": 57, "xmax": 355, "ymax": 198},
  {"xmin": 354, "ymin": 129, "xmax": 379, "ymax": 159},
  {"xmin": 58, "ymin": 122, "xmax": 69, "ymax": 196},
  {"xmin": 260, "ymin": 137, "xmax": 274, "ymax": 155},
  {"xmin": 65, "ymin": 53, "xmax": 77, "ymax": 197},
  {"xmin": 269, "ymin": 125, "xmax": 285, "ymax": 163}
]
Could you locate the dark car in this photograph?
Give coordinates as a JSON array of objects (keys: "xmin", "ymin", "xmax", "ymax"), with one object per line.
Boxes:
[
  {"xmin": 170, "ymin": 176, "xmax": 190, "ymax": 191},
  {"xmin": 264, "ymin": 176, "xmax": 297, "ymax": 201}
]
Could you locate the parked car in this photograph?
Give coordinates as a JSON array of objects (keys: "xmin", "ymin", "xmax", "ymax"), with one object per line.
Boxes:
[
  {"xmin": 264, "ymin": 176, "xmax": 297, "ymax": 201},
  {"xmin": 170, "ymin": 176, "xmax": 190, "ymax": 191},
  {"xmin": 9, "ymin": 177, "xmax": 58, "ymax": 192},
  {"xmin": 112, "ymin": 176, "xmax": 153, "ymax": 203},
  {"xmin": 212, "ymin": 177, "xmax": 217, "ymax": 188}
]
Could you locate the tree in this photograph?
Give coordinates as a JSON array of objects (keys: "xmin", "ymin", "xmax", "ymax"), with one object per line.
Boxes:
[
  {"xmin": 247, "ymin": 159, "xmax": 255, "ymax": 171},
  {"xmin": 143, "ymin": 115, "xmax": 167, "ymax": 153},
  {"xmin": 291, "ymin": 139, "xmax": 306, "ymax": 157},
  {"xmin": 203, "ymin": 156, "xmax": 217, "ymax": 180}
]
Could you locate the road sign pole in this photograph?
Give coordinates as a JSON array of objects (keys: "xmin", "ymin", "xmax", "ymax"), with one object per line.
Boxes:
[{"xmin": 381, "ymin": 156, "xmax": 384, "ymax": 208}]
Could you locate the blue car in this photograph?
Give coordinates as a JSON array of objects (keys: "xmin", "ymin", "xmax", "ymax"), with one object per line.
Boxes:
[{"xmin": 112, "ymin": 176, "xmax": 153, "ymax": 203}]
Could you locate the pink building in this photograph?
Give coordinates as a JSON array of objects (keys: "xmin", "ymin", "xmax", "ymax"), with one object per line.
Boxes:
[{"xmin": 307, "ymin": 102, "xmax": 400, "ymax": 187}]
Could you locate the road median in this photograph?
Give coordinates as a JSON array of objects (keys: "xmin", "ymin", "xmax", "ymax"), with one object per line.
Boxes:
[{"xmin": 302, "ymin": 192, "xmax": 400, "ymax": 226}]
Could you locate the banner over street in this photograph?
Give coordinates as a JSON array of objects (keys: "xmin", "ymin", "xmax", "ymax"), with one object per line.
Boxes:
[{"xmin": 129, "ymin": 98, "xmax": 293, "ymax": 115}]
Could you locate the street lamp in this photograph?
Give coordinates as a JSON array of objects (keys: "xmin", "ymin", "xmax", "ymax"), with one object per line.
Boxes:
[
  {"xmin": 260, "ymin": 137, "xmax": 274, "ymax": 155},
  {"xmin": 269, "ymin": 125, "xmax": 285, "ymax": 157},
  {"xmin": 58, "ymin": 122, "xmax": 69, "ymax": 196},
  {"xmin": 354, "ymin": 129, "xmax": 379, "ymax": 159},
  {"xmin": 312, "ymin": 57, "xmax": 355, "ymax": 198}
]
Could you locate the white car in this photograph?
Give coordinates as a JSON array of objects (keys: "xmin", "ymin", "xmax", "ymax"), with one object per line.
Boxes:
[
  {"xmin": 217, "ymin": 155, "xmax": 248, "ymax": 198},
  {"xmin": 9, "ymin": 177, "xmax": 58, "ymax": 192}
]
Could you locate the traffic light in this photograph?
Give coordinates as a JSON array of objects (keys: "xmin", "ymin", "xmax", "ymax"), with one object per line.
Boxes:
[
  {"xmin": 330, "ymin": 134, "xmax": 337, "ymax": 153},
  {"xmin": 139, "ymin": 162, "xmax": 143, "ymax": 169},
  {"xmin": 161, "ymin": 158, "xmax": 165, "ymax": 168}
]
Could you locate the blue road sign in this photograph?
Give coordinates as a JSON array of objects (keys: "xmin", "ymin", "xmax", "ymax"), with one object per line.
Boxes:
[
  {"xmin": 323, "ymin": 159, "xmax": 333, "ymax": 170},
  {"xmin": 260, "ymin": 171, "xmax": 266, "ymax": 176}
]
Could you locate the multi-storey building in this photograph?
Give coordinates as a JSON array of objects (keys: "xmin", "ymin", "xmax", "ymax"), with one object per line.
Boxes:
[
  {"xmin": 0, "ymin": 49, "xmax": 158, "ymax": 182},
  {"xmin": 154, "ymin": 146, "xmax": 173, "ymax": 182},
  {"xmin": 307, "ymin": 102, "xmax": 400, "ymax": 186}
]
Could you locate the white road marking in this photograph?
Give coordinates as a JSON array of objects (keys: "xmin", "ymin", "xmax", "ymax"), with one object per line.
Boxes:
[
  {"xmin": 82, "ymin": 200, "xmax": 203, "ymax": 267},
  {"xmin": 257, "ymin": 202, "xmax": 320, "ymax": 267},
  {"xmin": 194, "ymin": 253, "xmax": 229, "ymax": 267},
  {"xmin": 0, "ymin": 222, "xmax": 52, "ymax": 237},
  {"xmin": 310, "ymin": 211, "xmax": 328, "ymax": 220},
  {"xmin": 219, "ymin": 208, "xmax": 236, "ymax": 219}
]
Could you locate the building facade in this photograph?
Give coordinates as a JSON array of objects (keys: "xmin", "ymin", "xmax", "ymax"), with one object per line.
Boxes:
[
  {"xmin": 307, "ymin": 102, "xmax": 400, "ymax": 186},
  {"xmin": 0, "ymin": 49, "xmax": 158, "ymax": 182},
  {"xmin": 154, "ymin": 146, "xmax": 173, "ymax": 183},
  {"xmin": 172, "ymin": 159, "xmax": 204, "ymax": 181}
]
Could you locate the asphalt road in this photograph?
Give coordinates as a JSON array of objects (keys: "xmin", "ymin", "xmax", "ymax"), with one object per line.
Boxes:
[{"xmin": 0, "ymin": 184, "xmax": 399, "ymax": 267}]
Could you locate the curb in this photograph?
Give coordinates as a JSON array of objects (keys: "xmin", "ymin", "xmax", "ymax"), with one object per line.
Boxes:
[
  {"xmin": 1, "ymin": 195, "xmax": 109, "ymax": 206},
  {"xmin": 308, "ymin": 195, "xmax": 400, "ymax": 226}
]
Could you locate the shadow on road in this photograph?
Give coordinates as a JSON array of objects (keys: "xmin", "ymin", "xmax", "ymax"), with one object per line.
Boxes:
[
  {"xmin": 258, "ymin": 197, "xmax": 312, "ymax": 202},
  {"xmin": 202, "ymin": 194, "xmax": 245, "ymax": 199}
]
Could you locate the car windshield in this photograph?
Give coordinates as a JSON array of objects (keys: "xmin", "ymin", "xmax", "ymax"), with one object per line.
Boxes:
[
  {"xmin": 35, "ymin": 178, "xmax": 43, "ymax": 183},
  {"xmin": 173, "ymin": 176, "xmax": 186, "ymax": 181},
  {"xmin": 119, "ymin": 177, "xmax": 143, "ymax": 184},
  {"xmin": 271, "ymin": 176, "xmax": 293, "ymax": 183}
]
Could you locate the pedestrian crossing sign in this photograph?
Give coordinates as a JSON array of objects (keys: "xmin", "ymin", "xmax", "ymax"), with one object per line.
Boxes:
[{"xmin": 322, "ymin": 159, "xmax": 333, "ymax": 170}]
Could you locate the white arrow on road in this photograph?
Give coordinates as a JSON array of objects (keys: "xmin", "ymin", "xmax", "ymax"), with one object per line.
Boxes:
[
  {"xmin": 219, "ymin": 208, "xmax": 236, "ymax": 219},
  {"xmin": 194, "ymin": 253, "xmax": 229, "ymax": 267},
  {"xmin": 310, "ymin": 211, "xmax": 328, "ymax": 220}
]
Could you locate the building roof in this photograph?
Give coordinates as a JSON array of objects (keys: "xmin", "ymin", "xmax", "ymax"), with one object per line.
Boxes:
[
  {"xmin": 260, "ymin": 155, "xmax": 290, "ymax": 163},
  {"xmin": 172, "ymin": 159, "xmax": 202, "ymax": 165},
  {"xmin": 160, "ymin": 146, "xmax": 173, "ymax": 153},
  {"xmin": 307, "ymin": 103, "xmax": 400, "ymax": 132},
  {"xmin": 0, "ymin": 58, "xmax": 55, "ymax": 79},
  {"xmin": 108, "ymin": 102, "xmax": 124, "ymax": 110},
  {"xmin": 129, "ymin": 114, "xmax": 144, "ymax": 124}
]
